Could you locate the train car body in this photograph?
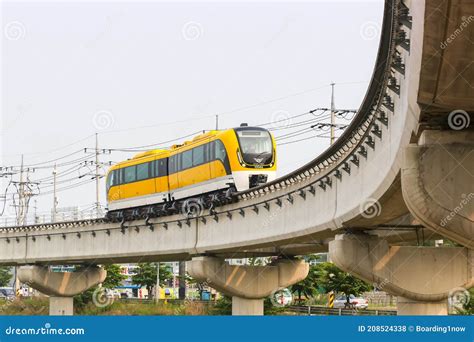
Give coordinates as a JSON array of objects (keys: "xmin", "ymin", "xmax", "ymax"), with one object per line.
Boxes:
[{"xmin": 106, "ymin": 125, "xmax": 276, "ymax": 215}]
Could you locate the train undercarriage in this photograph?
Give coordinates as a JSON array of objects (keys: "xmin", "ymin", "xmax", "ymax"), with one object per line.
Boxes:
[{"xmin": 105, "ymin": 187, "xmax": 238, "ymax": 223}]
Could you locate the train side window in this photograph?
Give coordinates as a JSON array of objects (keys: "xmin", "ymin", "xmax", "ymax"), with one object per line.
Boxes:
[
  {"xmin": 203, "ymin": 143, "xmax": 209, "ymax": 163},
  {"xmin": 210, "ymin": 141, "xmax": 215, "ymax": 160},
  {"xmin": 150, "ymin": 161, "xmax": 155, "ymax": 178},
  {"xmin": 106, "ymin": 172, "xmax": 114, "ymax": 191},
  {"xmin": 215, "ymin": 140, "xmax": 227, "ymax": 162},
  {"xmin": 158, "ymin": 158, "xmax": 168, "ymax": 176},
  {"xmin": 182, "ymin": 150, "xmax": 193, "ymax": 170},
  {"xmin": 124, "ymin": 165, "xmax": 136, "ymax": 183},
  {"xmin": 193, "ymin": 145, "xmax": 204, "ymax": 166},
  {"xmin": 112, "ymin": 170, "xmax": 120, "ymax": 185},
  {"xmin": 169, "ymin": 155, "xmax": 176, "ymax": 174},
  {"xmin": 115, "ymin": 169, "xmax": 121, "ymax": 185},
  {"xmin": 136, "ymin": 163, "xmax": 149, "ymax": 181}
]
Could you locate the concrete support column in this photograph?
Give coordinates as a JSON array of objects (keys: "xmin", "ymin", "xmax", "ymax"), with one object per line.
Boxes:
[
  {"xmin": 18, "ymin": 265, "xmax": 106, "ymax": 316},
  {"xmin": 187, "ymin": 257, "xmax": 309, "ymax": 316},
  {"xmin": 402, "ymin": 130, "xmax": 474, "ymax": 248},
  {"xmin": 329, "ymin": 233, "xmax": 473, "ymax": 315},
  {"xmin": 232, "ymin": 297, "xmax": 264, "ymax": 316},
  {"xmin": 49, "ymin": 297, "xmax": 74, "ymax": 316}
]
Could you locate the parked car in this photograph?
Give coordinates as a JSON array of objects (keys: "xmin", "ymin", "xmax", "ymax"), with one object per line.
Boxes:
[
  {"xmin": 333, "ymin": 294, "xmax": 368, "ymax": 309},
  {"xmin": 0, "ymin": 287, "xmax": 15, "ymax": 301}
]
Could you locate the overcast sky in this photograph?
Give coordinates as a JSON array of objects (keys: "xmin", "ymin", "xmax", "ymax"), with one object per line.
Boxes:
[{"xmin": 1, "ymin": 0, "xmax": 383, "ymax": 222}]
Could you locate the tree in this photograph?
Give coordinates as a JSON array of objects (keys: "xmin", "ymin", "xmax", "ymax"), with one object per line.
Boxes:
[
  {"xmin": 0, "ymin": 267, "xmax": 11, "ymax": 287},
  {"xmin": 74, "ymin": 264, "xmax": 126, "ymax": 311},
  {"xmin": 290, "ymin": 255, "xmax": 320, "ymax": 302},
  {"xmin": 315, "ymin": 262, "xmax": 371, "ymax": 307},
  {"xmin": 102, "ymin": 264, "xmax": 127, "ymax": 289},
  {"xmin": 132, "ymin": 263, "xmax": 172, "ymax": 298}
]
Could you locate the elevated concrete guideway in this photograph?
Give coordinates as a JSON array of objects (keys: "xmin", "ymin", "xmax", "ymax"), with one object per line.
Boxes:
[
  {"xmin": 2, "ymin": 0, "xmax": 470, "ymax": 265},
  {"xmin": 0, "ymin": 0, "xmax": 472, "ymax": 316}
]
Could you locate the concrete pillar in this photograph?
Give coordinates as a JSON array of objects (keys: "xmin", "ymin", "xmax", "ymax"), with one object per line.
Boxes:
[
  {"xmin": 329, "ymin": 233, "xmax": 473, "ymax": 315},
  {"xmin": 49, "ymin": 297, "xmax": 73, "ymax": 316},
  {"xmin": 232, "ymin": 297, "xmax": 264, "ymax": 316},
  {"xmin": 187, "ymin": 257, "xmax": 309, "ymax": 315},
  {"xmin": 18, "ymin": 265, "xmax": 106, "ymax": 316},
  {"xmin": 402, "ymin": 130, "xmax": 474, "ymax": 248}
]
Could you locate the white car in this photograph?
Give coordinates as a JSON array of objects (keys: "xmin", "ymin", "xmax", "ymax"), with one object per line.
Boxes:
[{"xmin": 333, "ymin": 295, "xmax": 368, "ymax": 309}]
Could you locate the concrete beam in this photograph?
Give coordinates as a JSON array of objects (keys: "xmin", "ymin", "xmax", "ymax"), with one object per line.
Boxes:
[
  {"xmin": 402, "ymin": 130, "xmax": 474, "ymax": 247},
  {"xmin": 187, "ymin": 257, "xmax": 308, "ymax": 315},
  {"xmin": 329, "ymin": 233, "xmax": 473, "ymax": 315},
  {"xmin": 18, "ymin": 265, "xmax": 106, "ymax": 297},
  {"xmin": 18, "ymin": 265, "xmax": 106, "ymax": 316}
]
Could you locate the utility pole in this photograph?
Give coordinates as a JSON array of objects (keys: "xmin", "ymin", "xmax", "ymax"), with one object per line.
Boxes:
[
  {"xmin": 330, "ymin": 83, "xmax": 336, "ymax": 145},
  {"xmin": 155, "ymin": 262, "xmax": 160, "ymax": 303},
  {"xmin": 17, "ymin": 155, "xmax": 24, "ymax": 226},
  {"xmin": 95, "ymin": 133, "xmax": 100, "ymax": 217},
  {"xmin": 13, "ymin": 156, "xmax": 24, "ymax": 295},
  {"xmin": 215, "ymin": 115, "xmax": 219, "ymax": 130},
  {"xmin": 33, "ymin": 199, "xmax": 39, "ymax": 224},
  {"xmin": 179, "ymin": 261, "xmax": 186, "ymax": 300},
  {"xmin": 14, "ymin": 155, "xmax": 36, "ymax": 295},
  {"xmin": 83, "ymin": 136, "xmax": 111, "ymax": 218},
  {"xmin": 52, "ymin": 163, "xmax": 58, "ymax": 222}
]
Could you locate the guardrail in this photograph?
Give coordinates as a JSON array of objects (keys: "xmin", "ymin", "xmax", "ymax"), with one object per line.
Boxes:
[{"xmin": 288, "ymin": 305, "xmax": 396, "ymax": 316}]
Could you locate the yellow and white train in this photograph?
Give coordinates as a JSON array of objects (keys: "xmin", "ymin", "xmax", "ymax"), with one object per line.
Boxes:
[{"xmin": 105, "ymin": 124, "xmax": 276, "ymax": 219}]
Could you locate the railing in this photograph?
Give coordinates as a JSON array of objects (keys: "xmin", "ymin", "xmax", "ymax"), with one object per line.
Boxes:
[{"xmin": 288, "ymin": 305, "xmax": 396, "ymax": 316}]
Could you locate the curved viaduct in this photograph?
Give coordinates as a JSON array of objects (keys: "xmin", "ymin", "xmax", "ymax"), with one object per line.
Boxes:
[{"xmin": 1, "ymin": 0, "xmax": 472, "ymax": 315}]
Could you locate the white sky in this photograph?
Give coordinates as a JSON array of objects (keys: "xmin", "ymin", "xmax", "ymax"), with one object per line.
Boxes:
[{"xmin": 1, "ymin": 0, "xmax": 383, "ymax": 221}]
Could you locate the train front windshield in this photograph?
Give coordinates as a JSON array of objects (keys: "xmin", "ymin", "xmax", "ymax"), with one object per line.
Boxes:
[{"xmin": 236, "ymin": 129, "xmax": 273, "ymax": 166}]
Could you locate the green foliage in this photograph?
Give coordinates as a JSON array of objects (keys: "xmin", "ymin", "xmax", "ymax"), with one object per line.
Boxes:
[
  {"xmin": 132, "ymin": 263, "xmax": 173, "ymax": 296},
  {"xmin": 74, "ymin": 264, "xmax": 126, "ymax": 310},
  {"xmin": 315, "ymin": 262, "xmax": 371, "ymax": 304},
  {"xmin": 102, "ymin": 264, "xmax": 126, "ymax": 289},
  {"xmin": 74, "ymin": 287, "xmax": 95, "ymax": 311},
  {"xmin": 210, "ymin": 296, "xmax": 232, "ymax": 315},
  {"xmin": 247, "ymin": 257, "xmax": 272, "ymax": 266},
  {"xmin": 290, "ymin": 255, "xmax": 320, "ymax": 302},
  {"xmin": 0, "ymin": 267, "xmax": 12, "ymax": 287},
  {"xmin": 455, "ymin": 288, "xmax": 474, "ymax": 315}
]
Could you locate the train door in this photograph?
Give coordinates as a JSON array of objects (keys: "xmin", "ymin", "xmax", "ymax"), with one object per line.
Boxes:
[
  {"xmin": 107, "ymin": 169, "xmax": 121, "ymax": 202},
  {"xmin": 177, "ymin": 149, "xmax": 193, "ymax": 189},
  {"xmin": 209, "ymin": 140, "xmax": 229, "ymax": 180},
  {"xmin": 168, "ymin": 154, "xmax": 179, "ymax": 200},
  {"xmin": 190, "ymin": 143, "xmax": 211, "ymax": 185},
  {"xmin": 154, "ymin": 157, "xmax": 169, "ymax": 199},
  {"xmin": 134, "ymin": 161, "xmax": 156, "ymax": 197}
]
